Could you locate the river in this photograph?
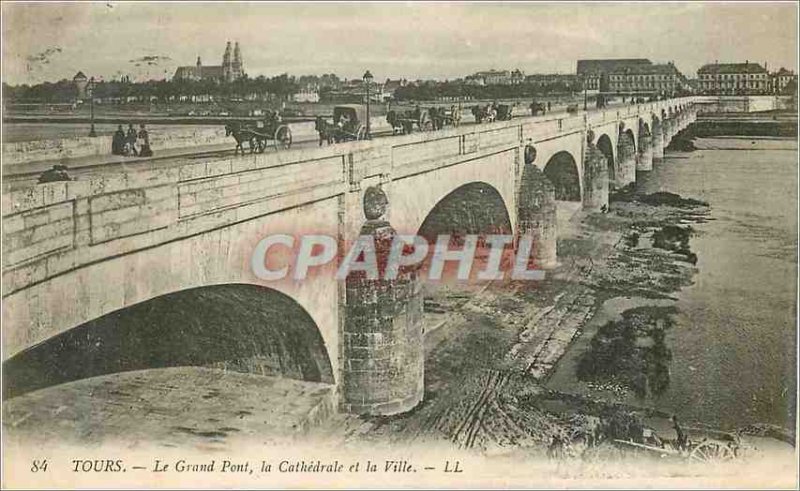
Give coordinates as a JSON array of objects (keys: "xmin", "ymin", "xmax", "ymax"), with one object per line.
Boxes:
[{"xmin": 549, "ymin": 136, "xmax": 798, "ymax": 432}]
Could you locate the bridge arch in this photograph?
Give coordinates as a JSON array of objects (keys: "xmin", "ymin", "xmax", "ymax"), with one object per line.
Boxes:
[
  {"xmin": 624, "ymin": 129, "xmax": 636, "ymax": 152},
  {"xmin": 639, "ymin": 118, "xmax": 650, "ymax": 136},
  {"xmin": 596, "ymin": 134, "xmax": 615, "ymax": 190},
  {"xmin": 413, "ymin": 181, "xmax": 514, "ymax": 288},
  {"xmin": 417, "ymin": 181, "xmax": 513, "ymax": 242},
  {"xmin": 543, "ymin": 151, "xmax": 581, "ymax": 202},
  {"xmin": 3, "ymin": 283, "xmax": 334, "ymax": 399},
  {"xmin": 387, "ymin": 149, "xmax": 517, "ymax": 238}
]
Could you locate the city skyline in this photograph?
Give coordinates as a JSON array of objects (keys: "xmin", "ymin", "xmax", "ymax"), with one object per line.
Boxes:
[{"xmin": 2, "ymin": 2, "xmax": 798, "ymax": 85}]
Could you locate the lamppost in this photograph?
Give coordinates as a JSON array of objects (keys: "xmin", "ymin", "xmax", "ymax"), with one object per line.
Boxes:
[
  {"xmin": 583, "ymin": 74, "xmax": 588, "ymax": 111},
  {"xmin": 88, "ymin": 76, "xmax": 97, "ymax": 137},
  {"xmin": 363, "ymin": 70, "xmax": 373, "ymax": 139}
]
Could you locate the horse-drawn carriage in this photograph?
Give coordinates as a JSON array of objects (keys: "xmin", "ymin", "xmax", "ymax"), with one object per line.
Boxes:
[
  {"xmin": 530, "ymin": 101, "xmax": 547, "ymax": 116},
  {"xmin": 472, "ymin": 103, "xmax": 516, "ymax": 123},
  {"xmin": 224, "ymin": 111, "xmax": 292, "ymax": 155},
  {"xmin": 613, "ymin": 421, "xmax": 742, "ymax": 463},
  {"xmin": 429, "ymin": 105, "xmax": 463, "ymax": 130},
  {"xmin": 386, "ymin": 106, "xmax": 434, "ymax": 135},
  {"xmin": 315, "ymin": 105, "xmax": 369, "ymax": 145},
  {"xmin": 496, "ymin": 104, "xmax": 515, "ymax": 121}
]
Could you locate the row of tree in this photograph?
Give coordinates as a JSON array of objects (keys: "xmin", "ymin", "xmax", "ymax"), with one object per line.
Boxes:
[
  {"xmin": 4, "ymin": 76, "xmax": 578, "ymax": 105},
  {"xmin": 3, "ymin": 74, "xmax": 333, "ymax": 104},
  {"xmin": 6, "ymin": 74, "xmax": 793, "ymax": 105}
]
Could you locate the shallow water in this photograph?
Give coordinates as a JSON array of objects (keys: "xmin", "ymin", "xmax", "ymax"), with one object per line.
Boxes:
[
  {"xmin": 638, "ymin": 137, "xmax": 797, "ymax": 431},
  {"xmin": 551, "ymin": 137, "xmax": 798, "ymax": 431}
]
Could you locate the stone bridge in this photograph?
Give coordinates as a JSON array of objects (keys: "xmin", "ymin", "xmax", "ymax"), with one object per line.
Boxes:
[{"xmin": 2, "ymin": 97, "xmax": 697, "ymax": 415}]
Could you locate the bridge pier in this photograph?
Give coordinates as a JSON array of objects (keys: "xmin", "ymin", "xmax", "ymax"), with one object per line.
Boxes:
[
  {"xmin": 517, "ymin": 162, "xmax": 558, "ymax": 269},
  {"xmin": 582, "ymin": 130, "xmax": 609, "ymax": 212},
  {"xmin": 651, "ymin": 118, "xmax": 664, "ymax": 163},
  {"xmin": 341, "ymin": 187, "xmax": 425, "ymax": 416},
  {"xmin": 616, "ymin": 123, "xmax": 637, "ymax": 187},
  {"xmin": 638, "ymin": 119, "xmax": 653, "ymax": 171}
]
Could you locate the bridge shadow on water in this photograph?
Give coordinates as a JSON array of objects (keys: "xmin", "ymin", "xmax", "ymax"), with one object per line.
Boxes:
[{"xmin": 2, "ymin": 284, "xmax": 334, "ymax": 400}]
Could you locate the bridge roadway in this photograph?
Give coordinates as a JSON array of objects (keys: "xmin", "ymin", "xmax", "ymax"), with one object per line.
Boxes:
[
  {"xmin": 2, "ymin": 96, "xmax": 697, "ymax": 418},
  {"xmin": 1, "ymin": 99, "xmax": 640, "ymax": 189}
]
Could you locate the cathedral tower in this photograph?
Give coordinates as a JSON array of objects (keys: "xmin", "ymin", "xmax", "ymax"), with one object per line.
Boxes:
[
  {"xmin": 222, "ymin": 41, "xmax": 233, "ymax": 82},
  {"xmin": 233, "ymin": 42, "xmax": 243, "ymax": 80}
]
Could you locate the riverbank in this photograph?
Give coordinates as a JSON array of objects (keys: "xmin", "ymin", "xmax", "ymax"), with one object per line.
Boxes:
[
  {"xmin": 320, "ymin": 170, "xmax": 795, "ymax": 465},
  {"xmin": 669, "ymin": 113, "xmax": 797, "ymax": 150}
]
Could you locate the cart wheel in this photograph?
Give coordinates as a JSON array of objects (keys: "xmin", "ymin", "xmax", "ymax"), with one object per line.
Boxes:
[
  {"xmin": 257, "ymin": 138, "xmax": 267, "ymax": 153},
  {"xmin": 423, "ymin": 120, "xmax": 434, "ymax": 131},
  {"xmin": 274, "ymin": 125, "xmax": 292, "ymax": 150},
  {"xmin": 689, "ymin": 440, "xmax": 736, "ymax": 462},
  {"xmin": 355, "ymin": 124, "xmax": 366, "ymax": 141}
]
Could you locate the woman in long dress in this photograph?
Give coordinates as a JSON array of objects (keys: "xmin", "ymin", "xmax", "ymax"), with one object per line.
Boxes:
[
  {"xmin": 126, "ymin": 124, "xmax": 139, "ymax": 156},
  {"xmin": 111, "ymin": 125, "xmax": 125, "ymax": 155},
  {"xmin": 137, "ymin": 124, "xmax": 153, "ymax": 157}
]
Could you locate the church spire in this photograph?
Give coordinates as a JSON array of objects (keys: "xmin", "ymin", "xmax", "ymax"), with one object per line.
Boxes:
[
  {"xmin": 223, "ymin": 41, "xmax": 232, "ymax": 65},
  {"xmin": 223, "ymin": 41, "xmax": 233, "ymax": 82},
  {"xmin": 233, "ymin": 41, "xmax": 243, "ymax": 79}
]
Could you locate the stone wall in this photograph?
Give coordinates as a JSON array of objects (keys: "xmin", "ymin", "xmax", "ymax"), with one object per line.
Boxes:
[
  {"xmin": 2, "ymin": 127, "xmax": 228, "ymax": 166},
  {"xmin": 694, "ymin": 95, "xmax": 794, "ymax": 113},
  {"xmin": 2, "ymin": 117, "xmax": 396, "ymax": 167}
]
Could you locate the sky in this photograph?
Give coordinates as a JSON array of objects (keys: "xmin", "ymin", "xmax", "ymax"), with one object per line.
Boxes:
[{"xmin": 2, "ymin": 2, "xmax": 798, "ymax": 85}]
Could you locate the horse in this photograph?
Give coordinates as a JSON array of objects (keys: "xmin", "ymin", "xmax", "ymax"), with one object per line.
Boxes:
[
  {"xmin": 530, "ymin": 101, "xmax": 546, "ymax": 116},
  {"xmin": 224, "ymin": 122, "xmax": 257, "ymax": 155},
  {"xmin": 315, "ymin": 116, "xmax": 336, "ymax": 146},
  {"xmin": 471, "ymin": 104, "xmax": 496, "ymax": 123},
  {"xmin": 471, "ymin": 105, "xmax": 485, "ymax": 123},
  {"xmin": 497, "ymin": 104, "xmax": 514, "ymax": 121},
  {"xmin": 386, "ymin": 111, "xmax": 403, "ymax": 134},
  {"xmin": 429, "ymin": 107, "xmax": 445, "ymax": 130},
  {"xmin": 448, "ymin": 104, "xmax": 462, "ymax": 127},
  {"xmin": 386, "ymin": 110, "xmax": 415, "ymax": 135}
]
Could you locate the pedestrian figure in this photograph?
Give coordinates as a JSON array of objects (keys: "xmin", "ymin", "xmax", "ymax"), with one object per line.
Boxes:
[
  {"xmin": 338, "ymin": 112, "xmax": 350, "ymax": 130},
  {"xmin": 547, "ymin": 101, "xmax": 551, "ymax": 112},
  {"xmin": 38, "ymin": 164, "xmax": 72, "ymax": 183},
  {"xmin": 547, "ymin": 434, "xmax": 565, "ymax": 460},
  {"xmin": 126, "ymin": 123, "xmax": 139, "ymax": 156},
  {"xmin": 137, "ymin": 124, "xmax": 153, "ymax": 157},
  {"xmin": 530, "ymin": 99, "xmax": 538, "ymax": 116},
  {"xmin": 111, "ymin": 125, "xmax": 125, "ymax": 155},
  {"xmin": 672, "ymin": 415, "xmax": 688, "ymax": 451}
]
